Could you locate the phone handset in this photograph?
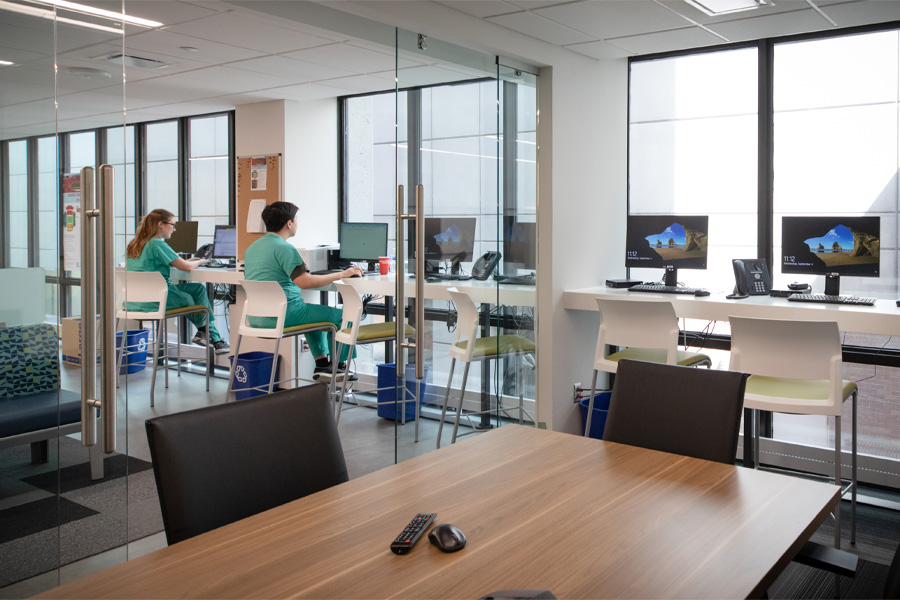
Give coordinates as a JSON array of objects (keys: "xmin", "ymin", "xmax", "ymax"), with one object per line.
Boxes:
[
  {"xmin": 727, "ymin": 258, "xmax": 772, "ymax": 300},
  {"xmin": 196, "ymin": 244, "xmax": 214, "ymax": 260},
  {"xmin": 471, "ymin": 251, "xmax": 501, "ymax": 281}
]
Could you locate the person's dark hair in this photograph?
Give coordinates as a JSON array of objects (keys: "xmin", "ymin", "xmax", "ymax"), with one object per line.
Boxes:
[{"xmin": 261, "ymin": 201, "xmax": 299, "ymax": 232}]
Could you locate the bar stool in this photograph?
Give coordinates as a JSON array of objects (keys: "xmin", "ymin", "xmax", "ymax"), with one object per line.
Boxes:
[
  {"xmin": 114, "ymin": 270, "xmax": 211, "ymax": 408},
  {"xmin": 331, "ymin": 281, "xmax": 417, "ymax": 429},
  {"xmin": 436, "ymin": 287, "xmax": 535, "ymax": 448},
  {"xmin": 584, "ymin": 298, "xmax": 711, "ymax": 436},
  {"xmin": 226, "ymin": 280, "xmax": 337, "ymax": 399},
  {"xmin": 729, "ymin": 315, "xmax": 857, "ymax": 547}
]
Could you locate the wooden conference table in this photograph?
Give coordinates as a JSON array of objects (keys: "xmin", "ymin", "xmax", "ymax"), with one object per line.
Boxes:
[{"xmin": 38, "ymin": 426, "xmax": 838, "ymax": 599}]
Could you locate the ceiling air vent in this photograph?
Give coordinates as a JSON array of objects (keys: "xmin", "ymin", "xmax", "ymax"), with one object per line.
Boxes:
[{"xmin": 100, "ymin": 53, "xmax": 170, "ymax": 69}]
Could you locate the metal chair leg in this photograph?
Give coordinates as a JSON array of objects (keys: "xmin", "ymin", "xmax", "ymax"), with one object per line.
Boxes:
[
  {"xmin": 114, "ymin": 318, "xmax": 124, "ymax": 389},
  {"xmin": 834, "ymin": 414, "xmax": 841, "ymax": 550},
  {"xmin": 852, "ymin": 390, "xmax": 857, "ymax": 545},
  {"xmin": 451, "ymin": 362, "xmax": 472, "ymax": 444},
  {"xmin": 163, "ymin": 319, "xmax": 169, "ymax": 389},
  {"xmin": 436, "ymin": 358, "xmax": 457, "ymax": 449},
  {"xmin": 150, "ymin": 318, "xmax": 165, "ymax": 408},
  {"xmin": 584, "ymin": 370, "xmax": 599, "ymax": 436},
  {"xmin": 225, "ymin": 334, "xmax": 242, "ymax": 399}
]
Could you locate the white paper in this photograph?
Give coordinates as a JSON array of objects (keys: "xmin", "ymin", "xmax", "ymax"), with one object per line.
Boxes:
[{"xmin": 247, "ymin": 199, "xmax": 266, "ymax": 233}]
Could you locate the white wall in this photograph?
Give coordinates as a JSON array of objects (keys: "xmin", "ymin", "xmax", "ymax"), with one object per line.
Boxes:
[{"xmin": 235, "ymin": 99, "xmax": 339, "ymax": 247}]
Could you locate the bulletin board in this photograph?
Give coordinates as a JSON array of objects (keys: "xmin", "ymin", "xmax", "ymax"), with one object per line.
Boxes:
[{"xmin": 236, "ymin": 154, "xmax": 282, "ymax": 260}]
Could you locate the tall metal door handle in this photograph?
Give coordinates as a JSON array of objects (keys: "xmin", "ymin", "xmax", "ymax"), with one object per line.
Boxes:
[
  {"xmin": 414, "ymin": 185, "xmax": 424, "ymax": 381},
  {"xmin": 80, "ymin": 167, "xmax": 97, "ymax": 448}
]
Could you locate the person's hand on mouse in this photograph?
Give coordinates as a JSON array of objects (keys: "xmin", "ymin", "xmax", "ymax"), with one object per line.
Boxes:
[{"xmin": 341, "ymin": 266, "xmax": 364, "ymax": 278}]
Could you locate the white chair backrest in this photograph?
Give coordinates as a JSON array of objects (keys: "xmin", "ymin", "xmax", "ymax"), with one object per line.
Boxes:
[
  {"xmin": 238, "ymin": 280, "xmax": 287, "ymax": 340},
  {"xmin": 729, "ymin": 316, "xmax": 842, "ymax": 383},
  {"xmin": 447, "ymin": 287, "xmax": 479, "ymax": 362},
  {"xmin": 594, "ymin": 298, "xmax": 680, "ymax": 372},
  {"xmin": 333, "ymin": 281, "xmax": 362, "ymax": 345},
  {"xmin": 115, "ymin": 270, "xmax": 168, "ymax": 320}
]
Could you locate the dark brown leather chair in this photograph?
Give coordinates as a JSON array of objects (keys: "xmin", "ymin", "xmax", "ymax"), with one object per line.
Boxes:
[
  {"xmin": 146, "ymin": 383, "xmax": 348, "ymax": 545},
  {"xmin": 602, "ymin": 358, "xmax": 748, "ymax": 464}
]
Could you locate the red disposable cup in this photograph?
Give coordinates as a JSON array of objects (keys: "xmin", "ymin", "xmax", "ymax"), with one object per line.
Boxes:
[{"xmin": 379, "ymin": 256, "xmax": 390, "ymax": 275}]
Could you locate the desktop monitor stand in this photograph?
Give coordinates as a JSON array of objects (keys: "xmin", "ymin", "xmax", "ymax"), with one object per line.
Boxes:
[{"xmin": 664, "ymin": 265, "xmax": 678, "ymax": 287}]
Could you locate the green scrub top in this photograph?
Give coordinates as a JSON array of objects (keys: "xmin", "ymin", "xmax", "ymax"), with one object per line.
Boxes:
[
  {"xmin": 125, "ymin": 237, "xmax": 178, "ymax": 311},
  {"xmin": 243, "ymin": 233, "xmax": 305, "ymax": 305}
]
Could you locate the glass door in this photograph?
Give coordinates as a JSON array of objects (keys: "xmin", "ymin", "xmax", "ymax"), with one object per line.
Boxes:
[
  {"xmin": 392, "ymin": 31, "xmax": 538, "ymax": 463},
  {"xmin": 0, "ymin": 2, "xmax": 129, "ymax": 594}
]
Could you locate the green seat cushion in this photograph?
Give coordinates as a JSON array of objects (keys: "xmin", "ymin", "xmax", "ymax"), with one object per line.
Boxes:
[
  {"xmin": 606, "ymin": 347, "xmax": 711, "ymax": 367},
  {"xmin": 745, "ymin": 375, "xmax": 857, "ymax": 403},
  {"xmin": 454, "ymin": 334, "xmax": 535, "ymax": 358},
  {"xmin": 283, "ymin": 322, "xmax": 337, "ymax": 335},
  {"xmin": 342, "ymin": 322, "xmax": 415, "ymax": 342},
  {"xmin": 166, "ymin": 304, "xmax": 209, "ymax": 317}
]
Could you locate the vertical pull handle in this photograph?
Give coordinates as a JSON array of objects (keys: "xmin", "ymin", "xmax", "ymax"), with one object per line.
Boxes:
[
  {"xmin": 80, "ymin": 165, "xmax": 116, "ymax": 454},
  {"xmin": 80, "ymin": 167, "xmax": 97, "ymax": 448},
  {"xmin": 395, "ymin": 185, "xmax": 405, "ymax": 378},
  {"xmin": 99, "ymin": 165, "xmax": 116, "ymax": 453},
  {"xmin": 414, "ymin": 185, "xmax": 424, "ymax": 381}
]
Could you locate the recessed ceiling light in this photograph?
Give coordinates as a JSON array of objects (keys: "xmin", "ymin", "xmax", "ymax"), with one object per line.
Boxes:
[
  {"xmin": 684, "ymin": 0, "xmax": 766, "ymax": 16},
  {"xmin": 67, "ymin": 66, "xmax": 112, "ymax": 79},
  {"xmin": 31, "ymin": 0, "xmax": 163, "ymax": 27},
  {"xmin": 0, "ymin": 59, "xmax": 13, "ymax": 66}
]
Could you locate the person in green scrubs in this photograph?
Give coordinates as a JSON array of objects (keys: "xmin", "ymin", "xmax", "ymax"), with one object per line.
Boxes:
[
  {"xmin": 243, "ymin": 201, "xmax": 362, "ymax": 377},
  {"xmin": 126, "ymin": 209, "xmax": 229, "ymax": 354}
]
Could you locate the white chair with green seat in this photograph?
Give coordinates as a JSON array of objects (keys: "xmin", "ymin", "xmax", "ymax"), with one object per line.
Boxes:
[
  {"xmin": 331, "ymin": 281, "xmax": 418, "ymax": 433},
  {"xmin": 436, "ymin": 287, "xmax": 536, "ymax": 448},
  {"xmin": 729, "ymin": 315, "xmax": 857, "ymax": 547},
  {"xmin": 585, "ymin": 298, "xmax": 712, "ymax": 436},
  {"xmin": 115, "ymin": 270, "xmax": 211, "ymax": 408},
  {"xmin": 226, "ymin": 280, "xmax": 337, "ymax": 399}
]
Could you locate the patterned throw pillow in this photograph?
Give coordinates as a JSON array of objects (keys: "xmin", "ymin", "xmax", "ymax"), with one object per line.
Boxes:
[{"xmin": 0, "ymin": 323, "xmax": 60, "ymax": 398}]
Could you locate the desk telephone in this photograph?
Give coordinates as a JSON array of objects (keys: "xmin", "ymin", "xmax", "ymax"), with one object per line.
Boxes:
[
  {"xmin": 196, "ymin": 244, "xmax": 214, "ymax": 260},
  {"xmin": 728, "ymin": 258, "xmax": 772, "ymax": 299},
  {"xmin": 471, "ymin": 251, "xmax": 501, "ymax": 280}
]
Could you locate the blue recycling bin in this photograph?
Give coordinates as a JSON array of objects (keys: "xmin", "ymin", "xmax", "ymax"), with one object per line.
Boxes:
[
  {"xmin": 115, "ymin": 329, "xmax": 149, "ymax": 375},
  {"xmin": 376, "ymin": 363, "xmax": 429, "ymax": 422},
  {"xmin": 579, "ymin": 391, "xmax": 612, "ymax": 440},
  {"xmin": 229, "ymin": 351, "xmax": 281, "ymax": 401}
]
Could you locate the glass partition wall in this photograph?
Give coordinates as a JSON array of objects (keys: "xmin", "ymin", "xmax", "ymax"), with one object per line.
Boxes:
[{"xmin": 0, "ymin": 1, "xmax": 133, "ymax": 593}]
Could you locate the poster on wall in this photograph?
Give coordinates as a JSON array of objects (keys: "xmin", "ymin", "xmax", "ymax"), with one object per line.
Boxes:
[
  {"xmin": 250, "ymin": 157, "xmax": 267, "ymax": 190},
  {"xmin": 62, "ymin": 174, "xmax": 82, "ymax": 270}
]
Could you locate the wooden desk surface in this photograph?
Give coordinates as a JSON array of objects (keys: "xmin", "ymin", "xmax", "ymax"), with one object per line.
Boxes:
[
  {"xmin": 38, "ymin": 426, "xmax": 837, "ymax": 600},
  {"xmin": 563, "ymin": 285, "xmax": 900, "ymax": 336}
]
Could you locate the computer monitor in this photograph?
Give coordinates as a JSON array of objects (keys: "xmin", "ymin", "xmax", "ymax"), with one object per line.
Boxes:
[
  {"xmin": 781, "ymin": 216, "xmax": 879, "ymax": 293},
  {"xmin": 165, "ymin": 221, "xmax": 198, "ymax": 255},
  {"xmin": 407, "ymin": 217, "xmax": 477, "ymax": 274},
  {"xmin": 339, "ymin": 222, "xmax": 388, "ymax": 271},
  {"xmin": 625, "ymin": 215, "xmax": 709, "ymax": 285},
  {"xmin": 504, "ymin": 219, "xmax": 536, "ymax": 270},
  {"xmin": 212, "ymin": 225, "xmax": 237, "ymax": 260}
]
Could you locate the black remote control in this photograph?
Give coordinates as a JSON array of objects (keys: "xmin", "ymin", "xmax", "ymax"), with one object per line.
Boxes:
[{"xmin": 390, "ymin": 513, "xmax": 436, "ymax": 555}]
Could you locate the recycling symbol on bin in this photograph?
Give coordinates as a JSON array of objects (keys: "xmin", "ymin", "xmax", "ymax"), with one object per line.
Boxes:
[
  {"xmin": 137, "ymin": 338, "xmax": 147, "ymax": 352},
  {"xmin": 235, "ymin": 365, "xmax": 248, "ymax": 384}
]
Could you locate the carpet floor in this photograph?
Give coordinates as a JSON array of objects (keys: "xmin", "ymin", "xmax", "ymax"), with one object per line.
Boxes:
[{"xmin": 0, "ymin": 436, "xmax": 162, "ymax": 588}]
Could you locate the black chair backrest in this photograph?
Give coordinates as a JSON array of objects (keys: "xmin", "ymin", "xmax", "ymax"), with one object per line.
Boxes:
[
  {"xmin": 602, "ymin": 359, "xmax": 749, "ymax": 464},
  {"xmin": 146, "ymin": 383, "xmax": 348, "ymax": 545}
]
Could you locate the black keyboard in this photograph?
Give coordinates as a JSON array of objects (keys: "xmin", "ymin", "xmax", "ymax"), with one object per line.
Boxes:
[
  {"xmin": 628, "ymin": 284, "xmax": 704, "ymax": 295},
  {"xmin": 412, "ymin": 273, "xmax": 471, "ymax": 281},
  {"xmin": 495, "ymin": 274, "xmax": 535, "ymax": 285},
  {"xmin": 787, "ymin": 293, "xmax": 876, "ymax": 306}
]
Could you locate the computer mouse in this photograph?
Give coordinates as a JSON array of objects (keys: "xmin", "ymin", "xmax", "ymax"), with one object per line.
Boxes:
[
  {"xmin": 694, "ymin": 289, "xmax": 710, "ymax": 297},
  {"xmin": 428, "ymin": 523, "xmax": 466, "ymax": 553},
  {"xmin": 349, "ymin": 273, "xmax": 361, "ymax": 278}
]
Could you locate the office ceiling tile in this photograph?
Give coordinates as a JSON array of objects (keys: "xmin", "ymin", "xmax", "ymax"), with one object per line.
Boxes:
[
  {"xmin": 822, "ymin": 0, "xmax": 900, "ymax": 28},
  {"xmin": 507, "ymin": 0, "xmax": 576, "ymax": 9},
  {"xmin": 257, "ymin": 81, "xmax": 352, "ymax": 101},
  {"xmin": 656, "ymin": 0, "xmax": 817, "ymax": 26},
  {"xmin": 162, "ymin": 11, "xmax": 334, "ymax": 54},
  {"xmin": 175, "ymin": 65, "xmax": 294, "ymax": 93},
  {"xmin": 611, "ymin": 26, "xmax": 727, "ymax": 55},
  {"xmin": 283, "ymin": 42, "xmax": 397, "ymax": 73},
  {"xmin": 321, "ymin": 73, "xmax": 397, "ymax": 93},
  {"xmin": 236, "ymin": 56, "xmax": 360, "ymax": 87},
  {"xmin": 707, "ymin": 8, "xmax": 834, "ymax": 41},
  {"xmin": 86, "ymin": 0, "xmax": 223, "ymax": 27},
  {"xmin": 565, "ymin": 39, "xmax": 632, "ymax": 60},
  {"xmin": 487, "ymin": 10, "xmax": 595, "ymax": 45},
  {"xmin": 535, "ymin": 1, "xmax": 691, "ymax": 40},
  {"xmin": 437, "ymin": 0, "xmax": 521, "ymax": 19},
  {"xmin": 125, "ymin": 30, "xmax": 267, "ymax": 65}
]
